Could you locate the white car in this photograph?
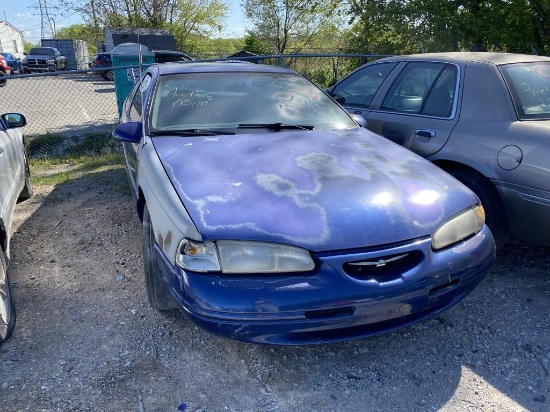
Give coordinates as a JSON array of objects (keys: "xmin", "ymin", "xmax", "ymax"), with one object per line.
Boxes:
[{"xmin": 0, "ymin": 113, "xmax": 32, "ymax": 344}]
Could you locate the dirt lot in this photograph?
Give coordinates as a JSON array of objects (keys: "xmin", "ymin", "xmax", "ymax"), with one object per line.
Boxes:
[{"xmin": 1, "ymin": 163, "xmax": 549, "ymax": 412}]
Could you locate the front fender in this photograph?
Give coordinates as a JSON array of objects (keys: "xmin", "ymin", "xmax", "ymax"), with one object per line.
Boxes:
[{"xmin": 136, "ymin": 136, "xmax": 201, "ymax": 266}]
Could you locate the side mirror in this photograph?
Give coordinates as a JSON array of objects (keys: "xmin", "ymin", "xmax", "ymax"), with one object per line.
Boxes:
[
  {"xmin": 112, "ymin": 121, "xmax": 142, "ymax": 143},
  {"xmin": 351, "ymin": 114, "xmax": 367, "ymax": 128},
  {"xmin": 2, "ymin": 113, "xmax": 27, "ymax": 128}
]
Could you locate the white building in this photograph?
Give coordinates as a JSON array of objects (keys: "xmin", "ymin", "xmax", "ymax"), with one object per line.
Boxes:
[{"xmin": 0, "ymin": 21, "xmax": 25, "ymax": 59}]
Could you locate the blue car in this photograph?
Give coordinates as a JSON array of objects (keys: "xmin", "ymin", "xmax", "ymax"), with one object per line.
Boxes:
[
  {"xmin": 113, "ymin": 62, "xmax": 495, "ymax": 345},
  {"xmin": 0, "ymin": 53, "xmax": 23, "ymax": 74}
]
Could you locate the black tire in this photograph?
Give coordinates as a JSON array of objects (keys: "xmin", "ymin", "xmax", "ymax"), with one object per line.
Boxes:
[
  {"xmin": 448, "ymin": 168, "xmax": 509, "ymax": 250},
  {"xmin": 143, "ymin": 204, "xmax": 177, "ymax": 311},
  {"xmin": 0, "ymin": 71, "xmax": 6, "ymax": 88},
  {"xmin": 0, "ymin": 251, "xmax": 16, "ymax": 344},
  {"xmin": 17, "ymin": 150, "xmax": 33, "ymax": 202}
]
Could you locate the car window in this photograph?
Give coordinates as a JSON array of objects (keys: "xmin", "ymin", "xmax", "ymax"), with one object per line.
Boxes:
[
  {"xmin": 29, "ymin": 48, "xmax": 55, "ymax": 55},
  {"xmin": 331, "ymin": 62, "xmax": 398, "ymax": 109},
  {"xmin": 129, "ymin": 74, "xmax": 153, "ymax": 120},
  {"xmin": 380, "ymin": 62, "xmax": 458, "ymax": 118},
  {"xmin": 500, "ymin": 62, "xmax": 550, "ymax": 120},
  {"xmin": 150, "ymin": 72, "xmax": 357, "ymax": 132}
]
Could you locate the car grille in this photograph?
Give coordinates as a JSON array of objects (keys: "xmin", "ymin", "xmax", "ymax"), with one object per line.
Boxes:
[
  {"xmin": 342, "ymin": 250, "xmax": 424, "ymax": 282},
  {"xmin": 27, "ymin": 59, "xmax": 48, "ymax": 65}
]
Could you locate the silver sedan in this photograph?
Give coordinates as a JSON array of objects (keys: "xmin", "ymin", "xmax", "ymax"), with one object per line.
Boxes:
[{"xmin": 329, "ymin": 52, "xmax": 550, "ymax": 249}]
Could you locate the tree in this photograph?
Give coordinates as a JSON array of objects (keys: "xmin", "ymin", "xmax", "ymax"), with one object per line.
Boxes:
[
  {"xmin": 243, "ymin": 33, "xmax": 272, "ymax": 55},
  {"xmin": 56, "ymin": 23, "xmax": 97, "ymax": 48},
  {"xmin": 345, "ymin": 0, "xmax": 549, "ymax": 55},
  {"xmin": 61, "ymin": 0, "xmax": 229, "ymax": 51},
  {"xmin": 242, "ymin": 0, "xmax": 341, "ymax": 54}
]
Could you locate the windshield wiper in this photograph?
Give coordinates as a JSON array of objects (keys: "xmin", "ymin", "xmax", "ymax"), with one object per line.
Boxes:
[
  {"xmin": 238, "ymin": 123, "xmax": 314, "ymax": 131},
  {"xmin": 151, "ymin": 129, "xmax": 235, "ymax": 136}
]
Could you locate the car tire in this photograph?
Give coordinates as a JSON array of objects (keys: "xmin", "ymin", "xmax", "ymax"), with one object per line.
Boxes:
[
  {"xmin": 0, "ymin": 71, "xmax": 6, "ymax": 87},
  {"xmin": 143, "ymin": 203, "xmax": 177, "ymax": 311},
  {"xmin": 448, "ymin": 168, "xmax": 509, "ymax": 250},
  {"xmin": 0, "ymin": 251, "xmax": 16, "ymax": 344},
  {"xmin": 18, "ymin": 150, "xmax": 33, "ymax": 202}
]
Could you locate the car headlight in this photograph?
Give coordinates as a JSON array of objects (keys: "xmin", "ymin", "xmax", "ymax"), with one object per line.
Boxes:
[
  {"xmin": 432, "ymin": 205, "xmax": 485, "ymax": 250},
  {"xmin": 176, "ymin": 239, "xmax": 315, "ymax": 274}
]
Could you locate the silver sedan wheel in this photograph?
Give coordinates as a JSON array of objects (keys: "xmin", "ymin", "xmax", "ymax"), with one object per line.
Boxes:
[{"xmin": 0, "ymin": 251, "xmax": 15, "ymax": 344}]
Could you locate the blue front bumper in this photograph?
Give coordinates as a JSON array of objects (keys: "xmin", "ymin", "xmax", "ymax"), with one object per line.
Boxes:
[{"xmin": 153, "ymin": 226, "xmax": 495, "ymax": 345}]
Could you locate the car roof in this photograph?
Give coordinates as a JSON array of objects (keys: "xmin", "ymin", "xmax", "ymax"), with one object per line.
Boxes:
[
  {"xmin": 376, "ymin": 52, "xmax": 550, "ymax": 66},
  {"xmin": 156, "ymin": 61, "xmax": 297, "ymax": 75},
  {"xmin": 153, "ymin": 50, "xmax": 188, "ymax": 56}
]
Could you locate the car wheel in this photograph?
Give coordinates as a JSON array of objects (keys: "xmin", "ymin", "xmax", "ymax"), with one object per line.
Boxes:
[
  {"xmin": 448, "ymin": 169, "xmax": 509, "ymax": 250},
  {"xmin": 0, "ymin": 251, "xmax": 16, "ymax": 344},
  {"xmin": 104, "ymin": 70, "xmax": 114, "ymax": 81},
  {"xmin": 0, "ymin": 71, "xmax": 6, "ymax": 87},
  {"xmin": 143, "ymin": 203, "xmax": 177, "ymax": 311},
  {"xmin": 18, "ymin": 150, "xmax": 33, "ymax": 202}
]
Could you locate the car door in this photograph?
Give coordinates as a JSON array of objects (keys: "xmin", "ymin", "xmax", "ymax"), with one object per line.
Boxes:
[
  {"xmin": 121, "ymin": 72, "xmax": 154, "ymax": 193},
  {"xmin": 365, "ymin": 61, "xmax": 462, "ymax": 158},
  {"xmin": 0, "ymin": 119, "xmax": 19, "ymax": 223},
  {"xmin": 330, "ymin": 61, "xmax": 401, "ymax": 117}
]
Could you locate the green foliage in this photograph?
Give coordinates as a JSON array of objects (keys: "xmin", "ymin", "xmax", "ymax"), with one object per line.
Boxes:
[
  {"xmin": 64, "ymin": 0, "xmax": 230, "ymax": 54},
  {"xmin": 243, "ymin": 0, "xmax": 342, "ymax": 54},
  {"xmin": 23, "ymin": 40, "xmax": 40, "ymax": 52},
  {"xmin": 66, "ymin": 132, "xmax": 119, "ymax": 157},
  {"xmin": 345, "ymin": 0, "xmax": 550, "ymax": 55},
  {"xmin": 243, "ymin": 34, "xmax": 272, "ymax": 55},
  {"xmin": 26, "ymin": 133, "xmax": 65, "ymax": 158},
  {"xmin": 56, "ymin": 23, "xmax": 101, "ymax": 55},
  {"xmin": 26, "ymin": 131, "xmax": 118, "ymax": 159}
]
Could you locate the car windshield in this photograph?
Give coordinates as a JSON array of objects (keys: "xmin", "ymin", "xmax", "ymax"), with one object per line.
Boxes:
[
  {"xmin": 29, "ymin": 48, "xmax": 54, "ymax": 55},
  {"xmin": 149, "ymin": 71, "xmax": 357, "ymax": 133},
  {"xmin": 500, "ymin": 62, "xmax": 550, "ymax": 120}
]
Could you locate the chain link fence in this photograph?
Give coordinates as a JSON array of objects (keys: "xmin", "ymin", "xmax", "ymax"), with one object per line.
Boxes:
[
  {"xmin": 0, "ymin": 54, "xmax": 389, "ymax": 159},
  {"xmin": 1, "ymin": 70, "xmax": 120, "ymax": 158}
]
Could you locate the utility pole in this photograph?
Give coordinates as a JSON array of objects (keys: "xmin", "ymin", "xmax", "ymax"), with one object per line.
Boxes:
[{"xmin": 36, "ymin": 0, "xmax": 60, "ymax": 40}]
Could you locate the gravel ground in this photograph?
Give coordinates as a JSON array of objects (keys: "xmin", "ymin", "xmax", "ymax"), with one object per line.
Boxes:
[{"xmin": 1, "ymin": 164, "xmax": 549, "ymax": 412}]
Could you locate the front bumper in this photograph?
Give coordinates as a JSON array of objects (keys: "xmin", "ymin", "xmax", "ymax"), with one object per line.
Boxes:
[{"xmin": 154, "ymin": 226, "xmax": 495, "ymax": 345}]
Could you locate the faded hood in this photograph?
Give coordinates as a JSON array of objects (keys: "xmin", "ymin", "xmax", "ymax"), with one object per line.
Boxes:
[{"xmin": 152, "ymin": 128, "xmax": 477, "ymax": 252}]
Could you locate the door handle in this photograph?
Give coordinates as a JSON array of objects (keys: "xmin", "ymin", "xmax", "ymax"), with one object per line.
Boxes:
[{"xmin": 415, "ymin": 129, "xmax": 436, "ymax": 138}]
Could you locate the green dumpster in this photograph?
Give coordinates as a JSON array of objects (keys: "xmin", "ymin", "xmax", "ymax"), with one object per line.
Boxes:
[{"xmin": 111, "ymin": 42, "xmax": 155, "ymax": 116}]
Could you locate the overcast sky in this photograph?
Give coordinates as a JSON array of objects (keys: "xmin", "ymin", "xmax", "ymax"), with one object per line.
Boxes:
[{"xmin": 3, "ymin": 0, "xmax": 247, "ymax": 44}]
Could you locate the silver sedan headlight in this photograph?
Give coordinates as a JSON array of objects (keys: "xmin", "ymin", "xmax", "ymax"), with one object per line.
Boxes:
[
  {"xmin": 176, "ymin": 239, "xmax": 315, "ymax": 273},
  {"xmin": 432, "ymin": 205, "xmax": 485, "ymax": 250}
]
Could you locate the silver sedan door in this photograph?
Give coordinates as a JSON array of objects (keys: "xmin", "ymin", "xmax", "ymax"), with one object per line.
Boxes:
[{"xmin": 365, "ymin": 61, "xmax": 461, "ymax": 158}]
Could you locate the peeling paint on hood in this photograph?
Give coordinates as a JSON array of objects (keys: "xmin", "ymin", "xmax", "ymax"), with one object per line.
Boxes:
[{"xmin": 152, "ymin": 128, "xmax": 477, "ymax": 252}]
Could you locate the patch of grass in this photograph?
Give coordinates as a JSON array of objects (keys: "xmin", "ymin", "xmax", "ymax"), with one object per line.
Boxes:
[
  {"xmin": 26, "ymin": 130, "xmax": 119, "ymax": 159},
  {"xmin": 30, "ymin": 153, "xmax": 126, "ymax": 186},
  {"xmin": 67, "ymin": 133, "xmax": 119, "ymax": 156},
  {"xmin": 26, "ymin": 133, "xmax": 65, "ymax": 157}
]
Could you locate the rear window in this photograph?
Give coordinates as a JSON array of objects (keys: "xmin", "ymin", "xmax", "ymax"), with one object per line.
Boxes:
[{"xmin": 500, "ymin": 62, "xmax": 550, "ymax": 120}]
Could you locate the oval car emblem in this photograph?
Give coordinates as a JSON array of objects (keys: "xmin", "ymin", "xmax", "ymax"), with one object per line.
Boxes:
[{"xmin": 348, "ymin": 253, "xmax": 409, "ymax": 268}]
